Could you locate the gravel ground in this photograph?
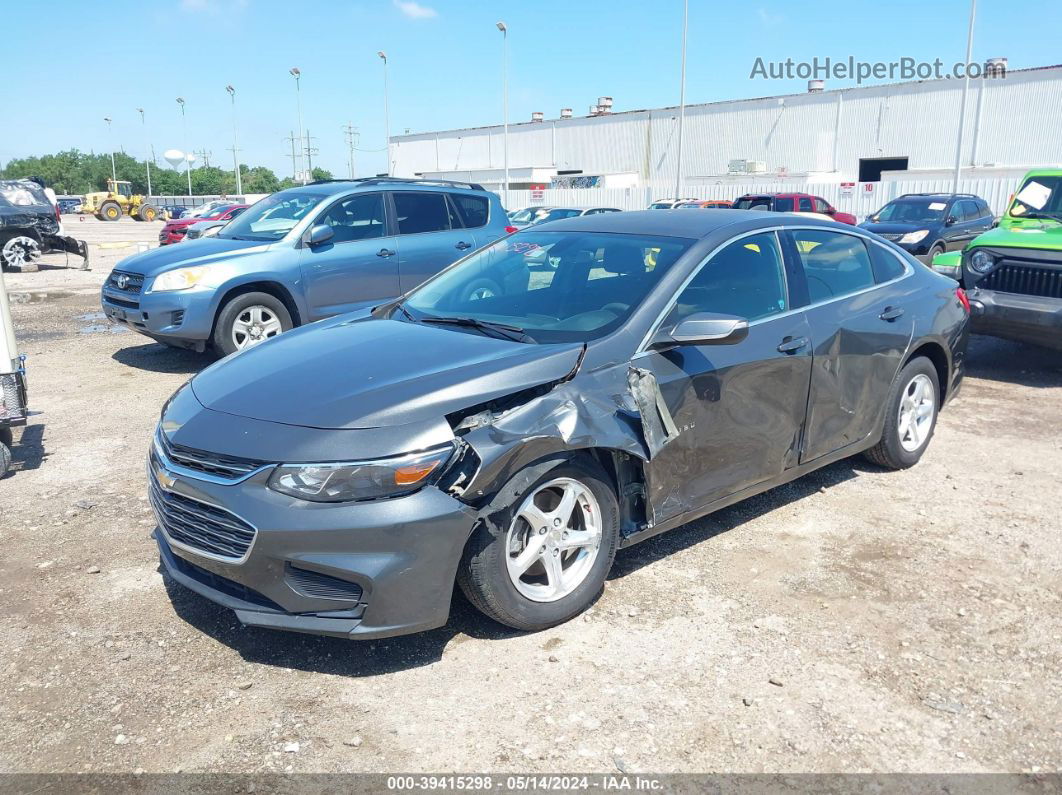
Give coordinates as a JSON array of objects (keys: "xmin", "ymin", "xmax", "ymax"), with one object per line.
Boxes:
[{"xmin": 0, "ymin": 219, "xmax": 1060, "ymax": 775}]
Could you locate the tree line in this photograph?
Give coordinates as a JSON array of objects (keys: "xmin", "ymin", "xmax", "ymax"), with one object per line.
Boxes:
[{"xmin": 0, "ymin": 150, "xmax": 333, "ymax": 196}]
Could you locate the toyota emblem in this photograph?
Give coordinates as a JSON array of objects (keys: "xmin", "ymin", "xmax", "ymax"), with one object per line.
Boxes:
[{"xmin": 116, "ymin": 274, "xmax": 129, "ymax": 289}]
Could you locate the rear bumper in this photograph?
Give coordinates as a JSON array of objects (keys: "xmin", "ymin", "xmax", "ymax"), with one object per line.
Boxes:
[{"xmin": 967, "ymin": 288, "xmax": 1062, "ymax": 350}]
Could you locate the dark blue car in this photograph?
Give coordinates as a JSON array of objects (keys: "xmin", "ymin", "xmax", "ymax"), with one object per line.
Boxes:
[
  {"xmin": 860, "ymin": 193, "xmax": 994, "ymax": 259},
  {"xmin": 101, "ymin": 178, "xmax": 513, "ymax": 356}
]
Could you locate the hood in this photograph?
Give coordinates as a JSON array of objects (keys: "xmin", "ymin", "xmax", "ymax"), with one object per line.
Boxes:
[
  {"xmin": 113, "ymin": 237, "xmax": 272, "ymax": 277},
  {"xmin": 973, "ymin": 219, "xmax": 1062, "ymax": 251},
  {"xmin": 190, "ymin": 317, "xmax": 584, "ymax": 429}
]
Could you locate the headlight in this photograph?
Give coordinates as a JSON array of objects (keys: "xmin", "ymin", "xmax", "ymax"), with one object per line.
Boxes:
[
  {"xmin": 899, "ymin": 230, "xmax": 930, "ymax": 244},
  {"xmin": 267, "ymin": 446, "xmax": 454, "ymax": 503},
  {"xmin": 969, "ymin": 249, "xmax": 996, "ymax": 273},
  {"xmin": 150, "ymin": 265, "xmax": 215, "ymax": 292}
]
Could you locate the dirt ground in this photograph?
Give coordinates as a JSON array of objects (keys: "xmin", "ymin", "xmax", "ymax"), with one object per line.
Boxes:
[{"xmin": 0, "ymin": 218, "xmax": 1060, "ymax": 775}]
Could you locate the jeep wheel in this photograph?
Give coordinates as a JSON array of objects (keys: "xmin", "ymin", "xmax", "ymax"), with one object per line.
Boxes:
[
  {"xmin": 212, "ymin": 291, "xmax": 293, "ymax": 357},
  {"xmin": 99, "ymin": 202, "xmax": 122, "ymax": 221},
  {"xmin": 458, "ymin": 456, "xmax": 620, "ymax": 631}
]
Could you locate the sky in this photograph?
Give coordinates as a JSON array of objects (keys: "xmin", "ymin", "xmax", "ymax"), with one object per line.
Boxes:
[{"xmin": 5, "ymin": 0, "xmax": 1061, "ymax": 180}]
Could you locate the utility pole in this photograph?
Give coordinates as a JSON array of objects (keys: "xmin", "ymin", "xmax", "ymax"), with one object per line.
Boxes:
[
  {"xmin": 342, "ymin": 122, "xmax": 359, "ymax": 179},
  {"xmin": 674, "ymin": 0, "xmax": 689, "ymax": 201},
  {"xmin": 136, "ymin": 108, "xmax": 152, "ymax": 196},
  {"xmin": 194, "ymin": 149, "xmax": 213, "ymax": 168},
  {"xmin": 304, "ymin": 130, "xmax": 319, "ymax": 177},
  {"xmin": 284, "ymin": 131, "xmax": 299, "ymax": 179},
  {"xmin": 952, "ymin": 0, "xmax": 977, "ymax": 194},
  {"xmin": 225, "ymin": 85, "xmax": 242, "ymax": 196}
]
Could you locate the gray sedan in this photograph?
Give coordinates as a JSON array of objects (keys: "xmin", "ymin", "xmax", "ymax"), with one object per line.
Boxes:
[{"xmin": 150, "ymin": 209, "xmax": 969, "ymax": 639}]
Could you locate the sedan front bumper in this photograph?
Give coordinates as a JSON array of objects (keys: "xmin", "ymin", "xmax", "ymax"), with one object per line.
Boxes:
[{"xmin": 967, "ymin": 288, "xmax": 1062, "ymax": 351}]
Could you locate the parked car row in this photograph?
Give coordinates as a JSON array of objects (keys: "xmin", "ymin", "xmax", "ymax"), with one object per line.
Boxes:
[
  {"xmin": 508, "ymin": 205, "xmax": 620, "ymax": 229},
  {"xmin": 142, "ymin": 203, "xmax": 970, "ymax": 640}
]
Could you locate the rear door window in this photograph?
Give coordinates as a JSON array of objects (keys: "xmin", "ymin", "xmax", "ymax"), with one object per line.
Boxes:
[
  {"xmin": 392, "ymin": 192, "xmax": 452, "ymax": 235},
  {"xmin": 789, "ymin": 229, "xmax": 876, "ymax": 303}
]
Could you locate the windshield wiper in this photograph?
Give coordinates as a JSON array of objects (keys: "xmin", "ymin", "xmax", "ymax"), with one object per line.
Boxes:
[
  {"xmin": 420, "ymin": 315, "xmax": 534, "ymax": 343},
  {"xmin": 1016, "ymin": 211, "xmax": 1062, "ymax": 222}
]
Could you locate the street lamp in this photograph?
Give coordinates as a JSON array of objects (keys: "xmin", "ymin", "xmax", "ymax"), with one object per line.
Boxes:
[
  {"xmin": 225, "ymin": 85, "xmax": 243, "ymax": 196},
  {"xmin": 496, "ymin": 21, "xmax": 509, "ymax": 207},
  {"xmin": 673, "ymin": 0, "xmax": 688, "ymax": 201},
  {"xmin": 135, "ymin": 108, "xmax": 152, "ymax": 196},
  {"xmin": 175, "ymin": 97, "xmax": 192, "ymax": 196},
  {"xmin": 377, "ymin": 52, "xmax": 391, "ymax": 176},
  {"xmin": 290, "ymin": 67, "xmax": 306, "ymax": 184},
  {"xmin": 952, "ymin": 0, "xmax": 977, "ymax": 193},
  {"xmin": 103, "ymin": 116, "xmax": 117, "ymax": 186}
]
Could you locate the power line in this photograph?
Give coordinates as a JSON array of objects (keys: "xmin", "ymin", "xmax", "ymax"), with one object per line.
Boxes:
[{"xmin": 342, "ymin": 122, "xmax": 359, "ymax": 178}]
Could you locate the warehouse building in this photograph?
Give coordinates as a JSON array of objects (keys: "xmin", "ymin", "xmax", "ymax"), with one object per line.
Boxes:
[{"xmin": 390, "ymin": 61, "xmax": 1062, "ymax": 192}]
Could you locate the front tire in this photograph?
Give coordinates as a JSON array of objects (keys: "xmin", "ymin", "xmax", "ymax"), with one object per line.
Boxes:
[
  {"xmin": 864, "ymin": 357, "xmax": 939, "ymax": 470},
  {"xmin": 927, "ymin": 242, "xmax": 946, "ymax": 262},
  {"xmin": 212, "ymin": 291, "xmax": 293, "ymax": 358},
  {"xmin": 458, "ymin": 457, "xmax": 620, "ymax": 631},
  {"xmin": 98, "ymin": 201, "xmax": 122, "ymax": 221}
]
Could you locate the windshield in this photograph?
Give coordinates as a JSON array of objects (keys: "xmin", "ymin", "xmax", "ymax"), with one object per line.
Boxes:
[
  {"xmin": 402, "ymin": 231, "xmax": 694, "ymax": 343},
  {"xmin": 873, "ymin": 199, "xmax": 947, "ymax": 224},
  {"xmin": 1009, "ymin": 176, "xmax": 1062, "ymax": 219},
  {"xmin": 732, "ymin": 196, "xmax": 771, "ymax": 210},
  {"xmin": 510, "ymin": 207, "xmax": 545, "ymax": 224},
  {"xmin": 217, "ymin": 190, "xmax": 330, "ymax": 241},
  {"xmin": 541, "ymin": 208, "xmax": 583, "ymax": 222},
  {"xmin": 649, "ymin": 202, "xmax": 673, "ymax": 209},
  {"xmin": 187, "ymin": 200, "xmax": 230, "ymax": 218}
]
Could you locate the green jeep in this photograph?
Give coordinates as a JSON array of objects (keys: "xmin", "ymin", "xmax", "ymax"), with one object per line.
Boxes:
[{"xmin": 932, "ymin": 169, "xmax": 1062, "ymax": 350}]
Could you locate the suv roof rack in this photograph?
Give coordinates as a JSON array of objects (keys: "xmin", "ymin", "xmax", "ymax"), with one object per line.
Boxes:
[
  {"xmin": 309, "ymin": 176, "xmax": 486, "ymax": 191},
  {"xmin": 895, "ymin": 192, "xmax": 980, "ymax": 200}
]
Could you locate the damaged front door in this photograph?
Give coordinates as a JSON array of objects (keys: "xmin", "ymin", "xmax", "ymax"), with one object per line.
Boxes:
[{"xmin": 633, "ymin": 231, "xmax": 813, "ymax": 524}]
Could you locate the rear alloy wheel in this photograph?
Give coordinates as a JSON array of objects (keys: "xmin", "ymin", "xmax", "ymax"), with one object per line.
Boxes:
[
  {"xmin": 1, "ymin": 235, "xmax": 42, "ymax": 270},
  {"xmin": 864, "ymin": 357, "xmax": 939, "ymax": 470},
  {"xmin": 458, "ymin": 458, "xmax": 620, "ymax": 631},
  {"xmin": 212, "ymin": 291, "xmax": 293, "ymax": 357}
]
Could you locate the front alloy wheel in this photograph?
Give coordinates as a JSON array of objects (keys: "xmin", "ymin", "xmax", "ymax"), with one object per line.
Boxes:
[
  {"xmin": 505, "ymin": 477, "xmax": 603, "ymax": 602},
  {"xmin": 231, "ymin": 305, "xmax": 284, "ymax": 350}
]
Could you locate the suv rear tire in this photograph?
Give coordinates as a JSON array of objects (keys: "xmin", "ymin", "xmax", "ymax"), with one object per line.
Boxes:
[{"xmin": 212, "ymin": 291, "xmax": 293, "ymax": 358}]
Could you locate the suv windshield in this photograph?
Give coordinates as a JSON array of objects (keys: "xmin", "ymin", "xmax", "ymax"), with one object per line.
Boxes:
[
  {"xmin": 873, "ymin": 199, "xmax": 947, "ymax": 224},
  {"xmin": 402, "ymin": 231, "xmax": 693, "ymax": 343},
  {"xmin": 510, "ymin": 207, "xmax": 545, "ymax": 224},
  {"xmin": 1009, "ymin": 176, "xmax": 1062, "ymax": 219},
  {"xmin": 732, "ymin": 196, "xmax": 771, "ymax": 210},
  {"xmin": 217, "ymin": 190, "xmax": 330, "ymax": 241}
]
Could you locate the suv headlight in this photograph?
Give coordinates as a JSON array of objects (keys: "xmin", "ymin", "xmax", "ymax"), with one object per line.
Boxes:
[
  {"xmin": 969, "ymin": 249, "xmax": 996, "ymax": 273},
  {"xmin": 899, "ymin": 230, "xmax": 930, "ymax": 244},
  {"xmin": 150, "ymin": 265, "xmax": 215, "ymax": 292},
  {"xmin": 267, "ymin": 446, "xmax": 454, "ymax": 503}
]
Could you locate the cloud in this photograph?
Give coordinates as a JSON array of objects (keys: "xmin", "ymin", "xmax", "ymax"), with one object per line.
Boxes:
[
  {"xmin": 394, "ymin": 0, "xmax": 437, "ymax": 19},
  {"xmin": 756, "ymin": 7, "xmax": 783, "ymax": 25}
]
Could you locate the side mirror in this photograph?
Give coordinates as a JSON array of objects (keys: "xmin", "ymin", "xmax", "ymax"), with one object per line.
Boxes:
[
  {"xmin": 306, "ymin": 223, "xmax": 335, "ymax": 246},
  {"xmin": 652, "ymin": 312, "xmax": 749, "ymax": 348},
  {"xmin": 945, "ymin": 216, "xmax": 958, "ymax": 226}
]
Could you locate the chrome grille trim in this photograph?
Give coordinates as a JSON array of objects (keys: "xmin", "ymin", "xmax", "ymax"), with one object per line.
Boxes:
[{"xmin": 154, "ymin": 430, "xmax": 272, "ymax": 484}]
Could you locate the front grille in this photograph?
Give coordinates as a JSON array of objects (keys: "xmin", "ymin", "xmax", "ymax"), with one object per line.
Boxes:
[
  {"xmin": 878, "ymin": 233, "xmax": 903, "ymax": 242},
  {"xmin": 285, "ymin": 564, "xmax": 364, "ymax": 602},
  {"xmin": 107, "ymin": 295, "xmax": 139, "ymax": 310},
  {"xmin": 149, "ymin": 469, "xmax": 257, "ymax": 560},
  {"xmin": 157, "ymin": 431, "xmax": 268, "ymax": 480},
  {"xmin": 106, "ymin": 270, "xmax": 144, "ymax": 295},
  {"xmin": 980, "ymin": 263, "xmax": 1062, "ymax": 299}
]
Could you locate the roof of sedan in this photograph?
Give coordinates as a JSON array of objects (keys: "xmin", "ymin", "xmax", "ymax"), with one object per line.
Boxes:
[{"xmin": 531, "ymin": 208, "xmax": 836, "ymax": 238}]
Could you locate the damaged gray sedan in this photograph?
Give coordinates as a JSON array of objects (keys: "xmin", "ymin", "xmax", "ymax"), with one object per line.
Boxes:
[{"xmin": 151, "ymin": 210, "xmax": 969, "ymax": 639}]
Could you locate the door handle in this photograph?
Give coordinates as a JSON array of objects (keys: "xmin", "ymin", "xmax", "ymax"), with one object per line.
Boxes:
[
  {"xmin": 879, "ymin": 306, "xmax": 905, "ymax": 322},
  {"xmin": 455, "ymin": 241, "xmax": 472, "ymax": 250},
  {"xmin": 777, "ymin": 336, "xmax": 809, "ymax": 354},
  {"xmin": 377, "ymin": 248, "xmax": 396, "ymax": 258}
]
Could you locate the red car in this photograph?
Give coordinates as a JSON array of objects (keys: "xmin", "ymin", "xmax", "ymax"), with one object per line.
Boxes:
[
  {"xmin": 732, "ymin": 192, "xmax": 857, "ymax": 225},
  {"xmin": 158, "ymin": 203, "xmax": 247, "ymax": 245}
]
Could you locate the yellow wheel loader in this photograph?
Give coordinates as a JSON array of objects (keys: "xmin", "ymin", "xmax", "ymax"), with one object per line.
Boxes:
[{"xmin": 80, "ymin": 179, "xmax": 158, "ymax": 222}]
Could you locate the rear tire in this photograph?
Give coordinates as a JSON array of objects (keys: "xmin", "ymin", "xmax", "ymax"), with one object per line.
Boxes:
[
  {"xmin": 864, "ymin": 357, "xmax": 939, "ymax": 470},
  {"xmin": 212, "ymin": 291, "xmax": 293, "ymax": 358},
  {"xmin": 136, "ymin": 204, "xmax": 157, "ymax": 222},
  {"xmin": 458, "ymin": 456, "xmax": 620, "ymax": 631},
  {"xmin": 98, "ymin": 202, "xmax": 122, "ymax": 221},
  {"xmin": 0, "ymin": 429, "xmax": 12, "ymax": 478}
]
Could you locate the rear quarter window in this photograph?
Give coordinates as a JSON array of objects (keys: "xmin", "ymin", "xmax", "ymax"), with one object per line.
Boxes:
[
  {"xmin": 868, "ymin": 241, "xmax": 907, "ymax": 283},
  {"xmin": 451, "ymin": 194, "xmax": 489, "ymax": 228}
]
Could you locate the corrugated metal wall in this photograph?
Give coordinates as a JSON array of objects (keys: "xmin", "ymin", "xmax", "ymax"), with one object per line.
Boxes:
[{"xmin": 391, "ymin": 67, "xmax": 1062, "ymax": 181}]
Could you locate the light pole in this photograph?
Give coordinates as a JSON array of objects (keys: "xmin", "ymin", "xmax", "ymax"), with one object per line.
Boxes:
[
  {"xmin": 952, "ymin": 0, "xmax": 977, "ymax": 194},
  {"xmin": 225, "ymin": 85, "xmax": 243, "ymax": 196},
  {"xmin": 673, "ymin": 0, "xmax": 688, "ymax": 201},
  {"xmin": 103, "ymin": 117, "xmax": 117, "ymax": 186},
  {"xmin": 377, "ymin": 52, "xmax": 391, "ymax": 176},
  {"xmin": 290, "ymin": 68, "xmax": 306, "ymax": 183},
  {"xmin": 175, "ymin": 97, "xmax": 193, "ymax": 196},
  {"xmin": 496, "ymin": 21, "xmax": 509, "ymax": 207},
  {"xmin": 135, "ymin": 108, "xmax": 152, "ymax": 196}
]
